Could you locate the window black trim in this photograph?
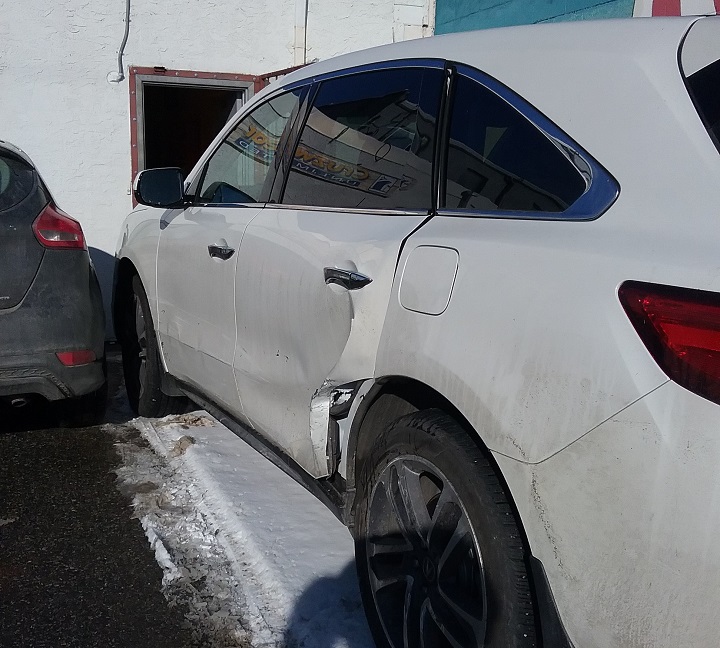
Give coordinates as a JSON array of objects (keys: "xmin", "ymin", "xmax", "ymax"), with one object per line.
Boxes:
[
  {"xmin": 432, "ymin": 65, "xmax": 453, "ymax": 214},
  {"xmin": 269, "ymin": 82, "xmax": 318, "ymax": 205},
  {"xmin": 299, "ymin": 58, "xmax": 446, "ymax": 87}
]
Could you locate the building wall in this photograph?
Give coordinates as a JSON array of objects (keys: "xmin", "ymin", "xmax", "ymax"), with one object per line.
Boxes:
[
  {"xmin": 436, "ymin": 0, "xmax": 635, "ymax": 34},
  {"xmin": 0, "ymin": 0, "xmax": 430, "ymax": 332}
]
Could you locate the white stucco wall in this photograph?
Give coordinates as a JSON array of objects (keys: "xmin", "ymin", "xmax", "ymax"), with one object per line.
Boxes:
[{"xmin": 0, "ymin": 0, "xmax": 430, "ymax": 334}]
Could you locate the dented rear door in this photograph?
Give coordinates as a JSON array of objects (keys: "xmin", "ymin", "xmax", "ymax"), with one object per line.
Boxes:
[{"xmin": 232, "ymin": 63, "xmax": 444, "ymax": 477}]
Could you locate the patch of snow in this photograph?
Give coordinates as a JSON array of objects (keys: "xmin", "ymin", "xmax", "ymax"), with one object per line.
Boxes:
[{"xmin": 110, "ymin": 411, "xmax": 373, "ymax": 648}]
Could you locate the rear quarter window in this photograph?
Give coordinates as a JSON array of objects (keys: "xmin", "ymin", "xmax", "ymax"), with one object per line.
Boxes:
[
  {"xmin": 0, "ymin": 153, "xmax": 35, "ymax": 211},
  {"xmin": 444, "ymin": 72, "xmax": 587, "ymax": 213}
]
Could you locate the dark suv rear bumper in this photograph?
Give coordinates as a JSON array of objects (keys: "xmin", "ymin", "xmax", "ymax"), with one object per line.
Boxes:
[
  {"xmin": 0, "ymin": 248, "xmax": 106, "ymax": 401},
  {"xmin": 0, "ymin": 353, "xmax": 105, "ymax": 400}
]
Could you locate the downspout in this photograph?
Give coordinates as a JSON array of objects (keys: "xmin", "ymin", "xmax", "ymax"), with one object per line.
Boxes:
[
  {"xmin": 293, "ymin": 0, "xmax": 309, "ymax": 66},
  {"xmin": 108, "ymin": 0, "xmax": 131, "ymax": 83},
  {"xmin": 424, "ymin": 0, "xmax": 436, "ymax": 36}
]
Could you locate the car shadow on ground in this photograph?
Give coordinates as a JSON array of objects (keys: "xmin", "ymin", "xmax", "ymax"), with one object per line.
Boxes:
[
  {"xmin": 0, "ymin": 345, "xmax": 134, "ymax": 433},
  {"xmin": 283, "ymin": 560, "xmax": 374, "ymax": 648}
]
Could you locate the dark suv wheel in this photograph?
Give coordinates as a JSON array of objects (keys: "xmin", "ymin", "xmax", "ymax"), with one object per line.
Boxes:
[{"xmin": 354, "ymin": 409, "xmax": 537, "ymax": 648}]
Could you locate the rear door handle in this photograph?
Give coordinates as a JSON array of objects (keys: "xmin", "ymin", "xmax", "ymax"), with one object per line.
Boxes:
[
  {"xmin": 208, "ymin": 244, "xmax": 235, "ymax": 261},
  {"xmin": 324, "ymin": 267, "xmax": 373, "ymax": 290}
]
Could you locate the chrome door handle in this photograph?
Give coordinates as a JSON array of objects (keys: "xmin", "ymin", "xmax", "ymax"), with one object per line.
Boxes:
[
  {"xmin": 324, "ymin": 267, "xmax": 373, "ymax": 290},
  {"xmin": 208, "ymin": 244, "xmax": 235, "ymax": 261}
]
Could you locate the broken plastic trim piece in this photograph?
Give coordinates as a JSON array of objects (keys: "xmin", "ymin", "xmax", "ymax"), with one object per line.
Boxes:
[
  {"xmin": 310, "ymin": 380, "xmax": 364, "ymax": 478},
  {"xmin": 329, "ymin": 385, "xmax": 359, "ymax": 419}
]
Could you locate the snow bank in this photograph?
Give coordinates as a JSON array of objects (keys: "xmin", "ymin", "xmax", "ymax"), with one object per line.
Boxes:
[{"xmin": 111, "ymin": 411, "xmax": 373, "ymax": 648}]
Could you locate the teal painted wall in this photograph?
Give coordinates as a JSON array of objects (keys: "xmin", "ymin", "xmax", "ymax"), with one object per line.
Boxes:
[{"xmin": 436, "ymin": 0, "xmax": 636, "ymax": 35}]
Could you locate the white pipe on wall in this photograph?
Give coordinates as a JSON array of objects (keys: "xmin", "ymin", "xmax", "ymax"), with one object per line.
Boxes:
[
  {"xmin": 293, "ymin": 0, "xmax": 309, "ymax": 65},
  {"xmin": 108, "ymin": 0, "xmax": 131, "ymax": 83}
]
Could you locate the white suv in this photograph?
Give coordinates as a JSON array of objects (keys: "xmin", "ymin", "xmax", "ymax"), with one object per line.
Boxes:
[{"xmin": 114, "ymin": 17, "xmax": 720, "ymax": 648}]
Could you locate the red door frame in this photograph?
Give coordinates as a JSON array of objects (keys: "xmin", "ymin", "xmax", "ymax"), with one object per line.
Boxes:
[
  {"xmin": 128, "ymin": 66, "xmax": 259, "ymax": 187},
  {"xmin": 128, "ymin": 64, "xmax": 307, "ymax": 190}
]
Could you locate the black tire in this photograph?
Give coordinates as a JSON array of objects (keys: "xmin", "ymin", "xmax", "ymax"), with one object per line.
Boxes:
[
  {"xmin": 122, "ymin": 275, "xmax": 188, "ymax": 417},
  {"xmin": 354, "ymin": 409, "xmax": 537, "ymax": 648}
]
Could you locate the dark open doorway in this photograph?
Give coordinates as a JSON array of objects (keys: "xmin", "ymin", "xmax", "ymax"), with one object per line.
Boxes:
[
  {"xmin": 142, "ymin": 84, "xmax": 243, "ymax": 177},
  {"xmin": 129, "ymin": 67, "xmax": 257, "ymax": 183}
]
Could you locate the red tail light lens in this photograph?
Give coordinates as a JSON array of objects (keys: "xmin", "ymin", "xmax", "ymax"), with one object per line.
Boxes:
[
  {"xmin": 32, "ymin": 203, "xmax": 86, "ymax": 249},
  {"xmin": 619, "ymin": 281, "xmax": 720, "ymax": 406},
  {"xmin": 56, "ymin": 350, "xmax": 96, "ymax": 366}
]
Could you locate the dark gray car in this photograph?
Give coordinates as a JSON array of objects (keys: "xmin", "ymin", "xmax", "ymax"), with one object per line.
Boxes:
[{"xmin": 0, "ymin": 140, "xmax": 106, "ymax": 424}]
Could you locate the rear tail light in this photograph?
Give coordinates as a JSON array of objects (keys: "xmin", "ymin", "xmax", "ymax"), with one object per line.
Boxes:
[
  {"xmin": 619, "ymin": 281, "xmax": 720, "ymax": 406},
  {"xmin": 56, "ymin": 350, "xmax": 96, "ymax": 366},
  {"xmin": 32, "ymin": 203, "xmax": 86, "ymax": 249}
]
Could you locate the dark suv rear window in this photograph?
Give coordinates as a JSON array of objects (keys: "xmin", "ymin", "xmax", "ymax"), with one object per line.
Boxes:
[
  {"xmin": 687, "ymin": 59, "xmax": 720, "ymax": 154},
  {"xmin": 0, "ymin": 152, "xmax": 35, "ymax": 211}
]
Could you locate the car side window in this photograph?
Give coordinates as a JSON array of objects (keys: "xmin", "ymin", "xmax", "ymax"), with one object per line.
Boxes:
[
  {"xmin": 198, "ymin": 89, "xmax": 302, "ymax": 204},
  {"xmin": 444, "ymin": 73, "xmax": 587, "ymax": 213},
  {"xmin": 282, "ymin": 67, "xmax": 443, "ymax": 211}
]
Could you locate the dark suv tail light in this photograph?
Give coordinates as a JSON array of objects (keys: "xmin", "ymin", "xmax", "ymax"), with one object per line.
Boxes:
[
  {"xmin": 32, "ymin": 203, "xmax": 86, "ymax": 249},
  {"xmin": 619, "ymin": 281, "xmax": 720, "ymax": 406},
  {"xmin": 56, "ymin": 350, "xmax": 96, "ymax": 366}
]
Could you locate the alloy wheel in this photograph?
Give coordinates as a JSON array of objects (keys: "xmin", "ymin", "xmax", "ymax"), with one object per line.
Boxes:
[{"xmin": 366, "ymin": 456, "xmax": 487, "ymax": 648}]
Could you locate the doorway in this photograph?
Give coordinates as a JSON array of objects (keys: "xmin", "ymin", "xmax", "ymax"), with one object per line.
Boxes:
[{"xmin": 129, "ymin": 67, "xmax": 257, "ymax": 182}]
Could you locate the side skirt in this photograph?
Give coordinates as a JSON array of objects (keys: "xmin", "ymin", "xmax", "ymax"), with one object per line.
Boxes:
[{"xmin": 179, "ymin": 385, "xmax": 351, "ymax": 526}]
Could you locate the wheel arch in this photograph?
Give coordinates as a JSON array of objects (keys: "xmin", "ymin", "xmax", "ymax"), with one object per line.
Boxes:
[{"xmin": 347, "ymin": 376, "xmax": 507, "ymax": 506}]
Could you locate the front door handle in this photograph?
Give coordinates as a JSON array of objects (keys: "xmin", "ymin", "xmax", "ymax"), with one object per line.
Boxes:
[
  {"xmin": 208, "ymin": 244, "xmax": 235, "ymax": 261},
  {"xmin": 324, "ymin": 267, "xmax": 373, "ymax": 290}
]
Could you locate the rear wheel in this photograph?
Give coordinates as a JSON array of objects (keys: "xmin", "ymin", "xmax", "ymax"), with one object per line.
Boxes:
[
  {"xmin": 354, "ymin": 409, "xmax": 537, "ymax": 648},
  {"xmin": 122, "ymin": 275, "xmax": 188, "ymax": 417}
]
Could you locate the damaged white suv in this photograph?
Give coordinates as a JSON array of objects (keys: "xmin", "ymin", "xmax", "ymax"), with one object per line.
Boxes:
[{"xmin": 114, "ymin": 17, "xmax": 720, "ymax": 648}]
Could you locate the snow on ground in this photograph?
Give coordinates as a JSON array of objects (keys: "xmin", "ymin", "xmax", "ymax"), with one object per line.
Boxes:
[{"xmin": 109, "ymin": 409, "xmax": 374, "ymax": 648}]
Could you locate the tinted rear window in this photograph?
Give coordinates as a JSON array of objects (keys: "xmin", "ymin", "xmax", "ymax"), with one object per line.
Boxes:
[
  {"xmin": 687, "ymin": 59, "xmax": 720, "ymax": 154},
  {"xmin": 444, "ymin": 74, "xmax": 587, "ymax": 213},
  {"xmin": 0, "ymin": 153, "xmax": 35, "ymax": 211}
]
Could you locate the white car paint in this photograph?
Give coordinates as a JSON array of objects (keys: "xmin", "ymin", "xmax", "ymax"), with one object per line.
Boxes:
[{"xmin": 116, "ymin": 16, "xmax": 720, "ymax": 648}]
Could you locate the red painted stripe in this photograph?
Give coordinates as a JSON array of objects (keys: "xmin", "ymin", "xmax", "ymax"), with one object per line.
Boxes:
[
  {"xmin": 652, "ymin": 0, "xmax": 681, "ymax": 15},
  {"xmin": 715, "ymin": 0, "xmax": 720, "ymax": 14}
]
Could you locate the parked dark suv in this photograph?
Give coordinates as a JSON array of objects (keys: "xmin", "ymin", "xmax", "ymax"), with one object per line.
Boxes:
[{"xmin": 0, "ymin": 140, "xmax": 106, "ymax": 424}]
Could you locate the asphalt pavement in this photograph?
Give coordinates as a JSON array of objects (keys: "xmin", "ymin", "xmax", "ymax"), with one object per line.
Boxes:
[{"xmin": 0, "ymin": 352, "xmax": 195, "ymax": 648}]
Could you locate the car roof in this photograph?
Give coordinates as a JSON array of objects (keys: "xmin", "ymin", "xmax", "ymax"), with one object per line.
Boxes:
[{"xmin": 280, "ymin": 17, "xmax": 702, "ymax": 88}]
